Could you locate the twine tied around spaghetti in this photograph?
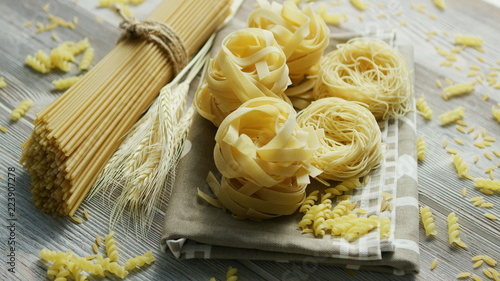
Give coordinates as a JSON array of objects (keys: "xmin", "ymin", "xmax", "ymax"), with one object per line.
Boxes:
[{"xmin": 113, "ymin": 4, "xmax": 188, "ymax": 75}]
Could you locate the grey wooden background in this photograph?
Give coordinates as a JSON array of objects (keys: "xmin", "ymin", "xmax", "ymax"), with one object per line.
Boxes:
[{"xmin": 1, "ymin": 0, "xmax": 500, "ymax": 280}]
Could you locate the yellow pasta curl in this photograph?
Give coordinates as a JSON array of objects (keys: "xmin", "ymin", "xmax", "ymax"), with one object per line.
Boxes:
[
  {"xmin": 439, "ymin": 106, "xmax": 465, "ymax": 125},
  {"xmin": 26, "ymin": 55, "xmax": 49, "ymax": 73},
  {"xmin": 297, "ymin": 97, "xmax": 382, "ymax": 181},
  {"xmin": 474, "ymin": 178, "xmax": 500, "ymax": 193},
  {"xmin": 455, "ymin": 34, "xmax": 483, "ymax": 48},
  {"xmin": 314, "ymin": 38, "xmax": 413, "ymax": 120},
  {"xmin": 417, "ymin": 136, "xmax": 426, "ymax": 161},
  {"xmin": 124, "ymin": 251, "xmax": 155, "ymax": 271},
  {"xmin": 492, "ymin": 106, "xmax": 500, "ymax": 124},
  {"xmin": 79, "ymin": 47, "xmax": 94, "ymax": 71},
  {"xmin": 104, "ymin": 231, "xmax": 119, "ymax": 262},
  {"xmin": 416, "ymin": 94, "xmax": 432, "ymax": 120},
  {"xmin": 452, "ymin": 153, "xmax": 472, "ymax": 179},
  {"xmin": 442, "ymin": 82, "xmax": 474, "ymax": 100},
  {"xmin": 11, "ymin": 98, "xmax": 33, "ymax": 121},
  {"xmin": 324, "ymin": 178, "xmax": 361, "ymax": 197},
  {"xmin": 52, "ymin": 76, "xmax": 81, "ymax": 90},
  {"xmin": 96, "ymin": 254, "xmax": 129, "ymax": 278},
  {"xmin": 448, "ymin": 212, "xmax": 466, "ymax": 248},
  {"xmin": 299, "ymin": 190, "xmax": 319, "ymax": 213},
  {"xmin": 420, "ymin": 206, "xmax": 437, "ymax": 236}
]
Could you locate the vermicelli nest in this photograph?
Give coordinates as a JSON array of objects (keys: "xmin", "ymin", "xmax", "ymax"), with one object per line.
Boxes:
[
  {"xmin": 296, "ymin": 97, "xmax": 383, "ymax": 181},
  {"xmin": 211, "ymin": 97, "xmax": 323, "ymax": 220},
  {"xmin": 314, "ymin": 38, "xmax": 413, "ymax": 120},
  {"xmin": 194, "ymin": 28, "xmax": 291, "ymax": 127}
]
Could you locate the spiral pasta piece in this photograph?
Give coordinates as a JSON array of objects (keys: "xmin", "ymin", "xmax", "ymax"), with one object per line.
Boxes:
[
  {"xmin": 97, "ymin": 254, "xmax": 129, "ymax": 278},
  {"xmin": 299, "ymin": 190, "xmax": 319, "ymax": 213},
  {"xmin": 455, "ymin": 34, "xmax": 483, "ymax": 48},
  {"xmin": 492, "ymin": 106, "xmax": 500, "ymax": 124},
  {"xmin": 380, "ymin": 217, "xmax": 391, "ymax": 238},
  {"xmin": 439, "ymin": 106, "xmax": 465, "ymax": 125},
  {"xmin": 474, "ymin": 178, "xmax": 500, "ymax": 193},
  {"xmin": 12, "ymin": 98, "xmax": 33, "ymax": 121},
  {"xmin": 324, "ymin": 178, "xmax": 361, "ymax": 197},
  {"xmin": 124, "ymin": 251, "xmax": 155, "ymax": 271},
  {"xmin": 226, "ymin": 266, "xmax": 238, "ymax": 281},
  {"xmin": 442, "ymin": 82, "xmax": 474, "ymax": 100},
  {"xmin": 417, "ymin": 136, "xmax": 426, "ymax": 161},
  {"xmin": 448, "ymin": 212, "xmax": 466, "ymax": 248},
  {"xmin": 314, "ymin": 38, "xmax": 413, "ymax": 120},
  {"xmin": 345, "ymin": 217, "xmax": 379, "ymax": 241},
  {"xmin": 104, "ymin": 231, "xmax": 119, "ymax": 262},
  {"xmin": 452, "ymin": 153, "xmax": 472, "ymax": 180},
  {"xmin": 79, "ymin": 47, "xmax": 94, "ymax": 71},
  {"xmin": 297, "ymin": 97, "xmax": 383, "ymax": 181},
  {"xmin": 331, "ymin": 199, "xmax": 352, "ymax": 218},
  {"xmin": 35, "ymin": 50, "xmax": 52, "ymax": 69},
  {"xmin": 52, "ymin": 75, "xmax": 82, "ymax": 90},
  {"xmin": 416, "ymin": 94, "xmax": 432, "ymax": 120},
  {"xmin": 26, "ymin": 55, "xmax": 49, "ymax": 73},
  {"xmin": 194, "ymin": 28, "xmax": 291, "ymax": 126},
  {"xmin": 248, "ymin": 0, "xmax": 328, "ymax": 103},
  {"xmin": 420, "ymin": 206, "xmax": 437, "ymax": 236}
]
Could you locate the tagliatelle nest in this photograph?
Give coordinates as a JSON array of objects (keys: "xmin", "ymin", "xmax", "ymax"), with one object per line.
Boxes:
[
  {"xmin": 194, "ymin": 28, "xmax": 291, "ymax": 127},
  {"xmin": 296, "ymin": 97, "xmax": 383, "ymax": 181},
  {"xmin": 314, "ymin": 38, "xmax": 413, "ymax": 120},
  {"xmin": 210, "ymin": 97, "xmax": 323, "ymax": 220}
]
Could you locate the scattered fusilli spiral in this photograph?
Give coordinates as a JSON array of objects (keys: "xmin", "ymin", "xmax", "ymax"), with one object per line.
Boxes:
[
  {"xmin": 26, "ymin": 55, "xmax": 49, "ymax": 73},
  {"xmin": 474, "ymin": 178, "xmax": 500, "ymax": 193},
  {"xmin": 104, "ymin": 231, "xmax": 119, "ymax": 262},
  {"xmin": 97, "ymin": 254, "xmax": 129, "ymax": 278},
  {"xmin": 79, "ymin": 47, "xmax": 94, "ymax": 71},
  {"xmin": 439, "ymin": 106, "xmax": 465, "ymax": 125},
  {"xmin": 299, "ymin": 190, "xmax": 319, "ymax": 213},
  {"xmin": 416, "ymin": 94, "xmax": 432, "ymax": 120},
  {"xmin": 417, "ymin": 136, "xmax": 426, "ymax": 161},
  {"xmin": 492, "ymin": 106, "xmax": 500, "ymax": 124},
  {"xmin": 448, "ymin": 212, "xmax": 466, "ymax": 248},
  {"xmin": 380, "ymin": 217, "xmax": 391, "ymax": 238},
  {"xmin": 442, "ymin": 82, "xmax": 474, "ymax": 100},
  {"xmin": 124, "ymin": 251, "xmax": 155, "ymax": 271},
  {"xmin": 452, "ymin": 153, "xmax": 472, "ymax": 179},
  {"xmin": 420, "ymin": 206, "xmax": 437, "ymax": 236},
  {"xmin": 324, "ymin": 178, "xmax": 361, "ymax": 198},
  {"xmin": 52, "ymin": 76, "xmax": 81, "ymax": 90}
]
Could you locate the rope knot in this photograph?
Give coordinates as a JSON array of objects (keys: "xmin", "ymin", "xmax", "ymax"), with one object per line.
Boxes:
[{"xmin": 113, "ymin": 3, "xmax": 188, "ymax": 75}]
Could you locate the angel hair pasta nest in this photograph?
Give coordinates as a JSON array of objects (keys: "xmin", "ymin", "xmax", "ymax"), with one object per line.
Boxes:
[
  {"xmin": 314, "ymin": 38, "xmax": 413, "ymax": 120},
  {"xmin": 194, "ymin": 28, "xmax": 291, "ymax": 127},
  {"xmin": 211, "ymin": 97, "xmax": 323, "ymax": 220},
  {"xmin": 296, "ymin": 97, "xmax": 383, "ymax": 181}
]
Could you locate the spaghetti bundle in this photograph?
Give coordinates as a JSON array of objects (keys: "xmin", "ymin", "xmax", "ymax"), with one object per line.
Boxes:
[
  {"xmin": 210, "ymin": 97, "xmax": 323, "ymax": 220},
  {"xmin": 248, "ymin": 0, "xmax": 329, "ymax": 85},
  {"xmin": 296, "ymin": 97, "xmax": 383, "ymax": 181},
  {"xmin": 314, "ymin": 38, "xmax": 413, "ymax": 120},
  {"xmin": 194, "ymin": 28, "xmax": 291, "ymax": 127},
  {"xmin": 20, "ymin": 0, "xmax": 232, "ymax": 216}
]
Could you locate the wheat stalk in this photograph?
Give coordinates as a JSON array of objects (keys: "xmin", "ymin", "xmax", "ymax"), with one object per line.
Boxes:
[{"xmin": 90, "ymin": 35, "xmax": 214, "ymax": 236}]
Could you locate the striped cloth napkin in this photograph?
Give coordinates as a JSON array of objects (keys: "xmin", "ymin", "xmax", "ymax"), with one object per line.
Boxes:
[{"xmin": 161, "ymin": 2, "xmax": 419, "ymax": 275}]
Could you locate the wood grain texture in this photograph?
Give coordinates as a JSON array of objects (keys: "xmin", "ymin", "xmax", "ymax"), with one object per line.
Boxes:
[{"xmin": 1, "ymin": 0, "xmax": 499, "ymax": 280}]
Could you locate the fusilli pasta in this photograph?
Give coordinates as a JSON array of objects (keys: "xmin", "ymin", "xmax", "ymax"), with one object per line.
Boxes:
[
  {"xmin": 452, "ymin": 153, "xmax": 472, "ymax": 179},
  {"xmin": 79, "ymin": 47, "xmax": 94, "ymax": 71},
  {"xmin": 416, "ymin": 94, "xmax": 432, "ymax": 119},
  {"xmin": 26, "ymin": 55, "xmax": 49, "ymax": 73},
  {"xmin": 52, "ymin": 76, "xmax": 81, "ymax": 90},
  {"xmin": 124, "ymin": 251, "xmax": 155, "ymax": 271},
  {"xmin": 420, "ymin": 206, "xmax": 437, "ymax": 236},
  {"xmin": 448, "ymin": 212, "xmax": 466, "ymax": 248},
  {"xmin": 417, "ymin": 136, "xmax": 426, "ymax": 161},
  {"xmin": 104, "ymin": 231, "xmax": 119, "ymax": 262},
  {"xmin": 439, "ymin": 106, "xmax": 465, "ymax": 125},
  {"xmin": 299, "ymin": 190, "xmax": 319, "ymax": 213}
]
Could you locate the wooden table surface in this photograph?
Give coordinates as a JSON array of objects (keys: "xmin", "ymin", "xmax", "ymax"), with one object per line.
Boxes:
[{"xmin": 1, "ymin": 0, "xmax": 500, "ymax": 280}]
